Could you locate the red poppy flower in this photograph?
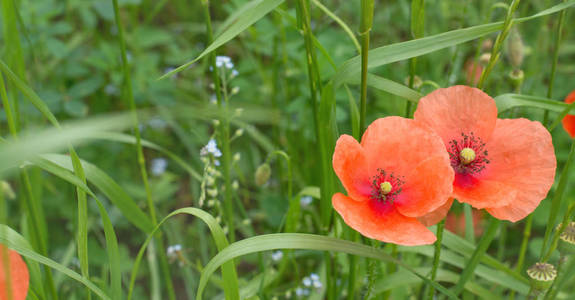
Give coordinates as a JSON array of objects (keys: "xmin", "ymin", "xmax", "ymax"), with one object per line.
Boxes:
[
  {"xmin": 561, "ymin": 90, "xmax": 575, "ymax": 138},
  {"xmin": 332, "ymin": 117, "xmax": 454, "ymax": 246},
  {"xmin": 0, "ymin": 244, "xmax": 29, "ymax": 300},
  {"xmin": 414, "ymin": 85, "xmax": 556, "ymax": 222}
]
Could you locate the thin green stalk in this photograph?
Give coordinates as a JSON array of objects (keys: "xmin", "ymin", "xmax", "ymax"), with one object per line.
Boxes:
[
  {"xmin": 0, "ymin": 67, "xmax": 58, "ymax": 300},
  {"xmin": 452, "ymin": 217, "xmax": 501, "ymax": 295},
  {"xmin": 542, "ymin": 202, "xmax": 575, "ymax": 262},
  {"xmin": 111, "ymin": 1, "xmax": 175, "ymax": 299},
  {"xmin": 545, "ymin": 256, "xmax": 575, "ymax": 300},
  {"xmin": 426, "ymin": 220, "xmax": 445, "ymax": 300},
  {"xmin": 509, "ymin": 214, "xmax": 533, "ymax": 300},
  {"xmin": 464, "ymin": 204, "xmax": 475, "ymax": 244},
  {"xmin": 477, "ymin": 0, "xmax": 521, "ymax": 89},
  {"xmin": 220, "ymin": 70, "xmax": 235, "ymax": 242},
  {"xmin": 359, "ymin": 0, "xmax": 374, "ymax": 134},
  {"xmin": 542, "ymin": 0, "xmax": 566, "ymax": 126},
  {"xmin": 540, "ymin": 138, "xmax": 575, "ymax": 259}
]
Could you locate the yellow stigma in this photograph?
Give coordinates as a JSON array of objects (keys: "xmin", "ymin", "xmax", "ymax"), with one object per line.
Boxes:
[
  {"xmin": 460, "ymin": 148, "xmax": 476, "ymax": 164},
  {"xmin": 380, "ymin": 181, "xmax": 392, "ymax": 195}
]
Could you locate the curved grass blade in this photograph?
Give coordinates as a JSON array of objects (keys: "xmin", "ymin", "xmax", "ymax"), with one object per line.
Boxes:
[
  {"xmin": 333, "ymin": 0, "xmax": 575, "ymax": 86},
  {"xmin": 196, "ymin": 233, "xmax": 457, "ymax": 300},
  {"xmin": 160, "ymin": 0, "xmax": 285, "ymax": 80},
  {"xmin": 85, "ymin": 132, "xmax": 202, "ymax": 181},
  {"xmin": 494, "ymin": 93, "xmax": 573, "ymax": 114},
  {"xmin": 39, "ymin": 154, "xmax": 155, "ymax": 233},
  {"xmin": 0, "ymin": 225, "xmax": 110, "ymax": 299},
  {"xmin": 31, "ymin": 157, "xmax": 122, "ymax": 298},
  {"xmin": 0, "ymin": 115, "xmax": 131, "ymax": 176},
  {"xmin": 127, "ymin": 207, "xmax": 239, "ymax": 300}
]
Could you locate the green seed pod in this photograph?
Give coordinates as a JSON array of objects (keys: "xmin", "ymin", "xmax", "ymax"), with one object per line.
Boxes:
[
  {"xmin": 507, "ymin": 28, "xmax": 525, "ymax": 69},
  {"xmin": 527, "ymin": 262, "xmax": 557, "ymax": 292},
  {"xmin": 255, "ymin": 163, "xmax": 271, "ymax": 186},
  {"xmin": 558, "ymin": 222, "xmax": 575, "ymax": 255}
]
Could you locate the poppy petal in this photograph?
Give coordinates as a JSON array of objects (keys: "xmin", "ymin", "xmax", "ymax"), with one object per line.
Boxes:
[
  {"xmin": 484, "ymin": 118, "xmax": 556, "ymax": 222},
  {"xmin": 332, "ymin": 135, "xmax": 371, "ymax": 202},
  {"xmin": 396, "ymin": 155, "xmax": 454, "ymax": 218},
  {"xmin": 418, "ymin": 198, "xmax": 454, "ymax": 227},
  {"xmin": 0, "ymin": 245, "xmax": 29, "ymax": 300},
  {"xmin": 361, "ymin": 117, "xmax": 448, "ymax": 178},
  {"xmin": 561, "ymin": 91, "xmax": 575, "ymax": 138},
  {"xmin": 332, "ymin": 193, "xmax": 436, "ymax": 246},
  {"xmin": 414, "ymin": 85, "xmax": 498, "ymax": 145},
  {"xmin": 453, "ymin": 176, "xmax": 517, "ymax": 209}
]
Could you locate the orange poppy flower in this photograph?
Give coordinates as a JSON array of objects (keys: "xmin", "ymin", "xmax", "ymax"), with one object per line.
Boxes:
[
  {"xmin": 561, "ymin": 90, "xmax": 575, "ymax": 138},
  {"xmin": 414, "ymin": 85, "xmax": 556, "ymax": 222},
  {"xmin": 0, "ymin": 244, "xmax": 29, "ymax": 300},
  {"xmin": 332, "ymin": 117, "xmax": 454, "ymax": 246}
]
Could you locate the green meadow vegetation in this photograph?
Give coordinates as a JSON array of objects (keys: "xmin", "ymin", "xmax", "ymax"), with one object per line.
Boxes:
[{"xmin": 1, "ymin": 0, "xmax": 575, "ymax": 299}]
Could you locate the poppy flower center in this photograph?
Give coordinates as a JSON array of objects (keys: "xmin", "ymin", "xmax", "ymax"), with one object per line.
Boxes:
[
  {"xmin": 448, "ymin": 132, "xmax": 489, "ymax": 174},
  {"xmin": 370, "ymin": 169, "xmax": 404, "ymax": 203}
]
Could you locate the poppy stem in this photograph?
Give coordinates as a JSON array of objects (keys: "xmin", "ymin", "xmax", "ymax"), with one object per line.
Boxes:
[
  {"xmin": 113, "ymin": 0, "xmax": 175, "ymax": 298},
  {"xmin": 477, "ymin": 0, "xmax": 521, "ymax": 89},
  {"xmin": 359, "ymin": 0, "xmax": 374, "ymax": 135},
  {"xmin": 426, "ymin": 220, "xmax": 445, "ymax": 300},
  {"xmin": 543, "ymin": 0, "xmax": 567, "ymax": 126},
  {"xmin": 539, "ymin": 138, "xmax": 575, "ymax": 261},
  {"xmin": 451, "ymin": 217, "xmax": 500, "ymax": 295}
]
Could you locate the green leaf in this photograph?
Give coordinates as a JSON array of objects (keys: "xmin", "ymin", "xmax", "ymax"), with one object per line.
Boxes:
[
  {"xmin": 39, "ymin": 154, "xmax": 155, "ymax": 233},
  {"xmin": 0, "ymin": 225, "xmax": 110, "ymax": 299},
  {"xmin": 493, "ymin": 93, "xmax": 573, "ymax": 113},
  {"xmin": 333, "ymin": 0, "xmax": 575, "ymax": 86},
  {"xmin": 160, "ymin": 0, "xmax": 285, "ymax": 80},
  {"xmin": 31, "ymin": 157, "xmax": 122, "ymax": 298},
  {"xmin": 0, "ymin": 115, "xmax": 131, "ymax": 176},
  {"xmin": 196, "ymin": 233, "xmax": 457, "ymax": 300},
  {"xmin": 127, "ymin": 207, "xmax": 239, "ymax": 300},
  {"xmin": 85, "ymin": 131, "xmax": 202, "ymax": 181}
]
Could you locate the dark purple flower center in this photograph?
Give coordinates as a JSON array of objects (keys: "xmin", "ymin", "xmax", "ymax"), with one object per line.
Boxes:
[
  {"xmin": 370, "ymin": 169, "xmax": 404, "ymax": 204},
  {"xmin": 448, "ymin": 132, "xmax": 489, "ymax": 175}
]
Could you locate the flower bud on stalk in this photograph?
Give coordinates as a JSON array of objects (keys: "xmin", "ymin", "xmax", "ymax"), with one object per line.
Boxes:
[
  {"xmin": 527, "ymin": 262, "xmax": 557, "ymax": 294},
  {"xmin": 507, "ymin": 28, "xmax": 525, "ymax": 70},
  {"xmin": 255, "ymin": 163, "xmax": 271, "ymax": 186}
]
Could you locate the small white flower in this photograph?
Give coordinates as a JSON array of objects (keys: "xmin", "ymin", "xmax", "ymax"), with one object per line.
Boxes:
[
  {"xmin": 310, "ymin": 273, "xmax": 319, "ymax": 281},
  {"xmin": 201, "ymin": 139, "xmax": 222, "ymax": 157},
  {"xmin": 295, "ymin": 287, "xmax": 309, "ymax": 297},
  {"xmin": 300, "ymin": 196, "xmax": 313, "ymax": 206},
  {"xmin": 214, "ymin": 160, "xmax": 221, "ymax": 166},
  {"xmin": 215, "ymin": 56, "xmax": 233, "ymax": 69},
  {"xmin": 232, "ymin": 180, "xmax": 239, "ymax": 190},
  {"xmin": 231, "ymin": 69, "xmax": 239, "ymax": 77},
  {"xmin": 151, "ymin": 158, "xmax": 168, "ymax": 176},
  {"xmin": 312, "ymin": 280, "xmax": 322, "ymax": 289},
  {"xmin": 231, "ymin": 86, "xmax": 240, "ymax": 95},
  {"xmin": 271, "ymin": 251, "xmax": 283, "ymax": 261},
  {"xmin": 302, "ymin": 277, "xmax": 312, "ymax": 287},
  {"xmin": 148, "ymin": 118, "xmax": 167, "ymax": 129},
  {"xmin": 166, "ymin": 244, "xmax": 182, "ymax": 259}
]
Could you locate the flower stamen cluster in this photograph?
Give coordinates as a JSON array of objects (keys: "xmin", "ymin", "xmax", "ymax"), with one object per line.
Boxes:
[{"xmin": 448, "ymin": 132, "xmax": 489, "ymax": 174}]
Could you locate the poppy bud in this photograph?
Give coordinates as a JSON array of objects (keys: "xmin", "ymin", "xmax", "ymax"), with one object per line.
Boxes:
[
  {"xmin": 527, "ymin": 262, "xmax": 556, "ymax": 293},
  {"xmin": 508, "ymin": 69, "xmax": 524, "ymax": 90},
  {"xmin": 507, "ymin": 28, "xmax": 525, "ymax": 69},
  {"xmin": 403, "ymin": 75, "xmax": 422, "ymax": 89},
  {"xmin": 557, "ymin": 222, "xmax": 575, "ymax": 255},
  {"xmin": 479, "ymin": 53, "xmax": 491, "ymax": 66},
  {"xmin": 481, "ymin": 39, "xmax": 493, "ymax": 51},
  {"xmin": 255, "ymin": 163, "xmax": 271, "ymax": 186}
]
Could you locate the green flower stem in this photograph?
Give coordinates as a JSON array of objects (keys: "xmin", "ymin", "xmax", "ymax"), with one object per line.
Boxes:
[
  {"xmin": 477, "ymin": 0, "xmax": 521, "ymax": 89},
  {"xmin": 451, "ymin": 217, "xmax": 501, "ymax": 295},
  {"xmin": 426, "ymin": 220, "xmax": 445, "ymax": 300},
  {"xmin": 112, "ymin": 1, "xmax": 175, "ymax": 299},
  {"xmin": 540, "ymin": 138, "xmax": 575, "ymax": 260},
  {"xmin": 542, "ymin": 202, "xmax": 575, "ymax": 262},
  {"xmin": 464, "ymin": 204, "xmax": 475, "ymax": 244},
  {"xmin": 359, "ymin": 0, "xmax": 374, "ymax": 134},
  {"xmin": 542, "ymin": 0, "xmax": 567, "ymax": 126}
]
